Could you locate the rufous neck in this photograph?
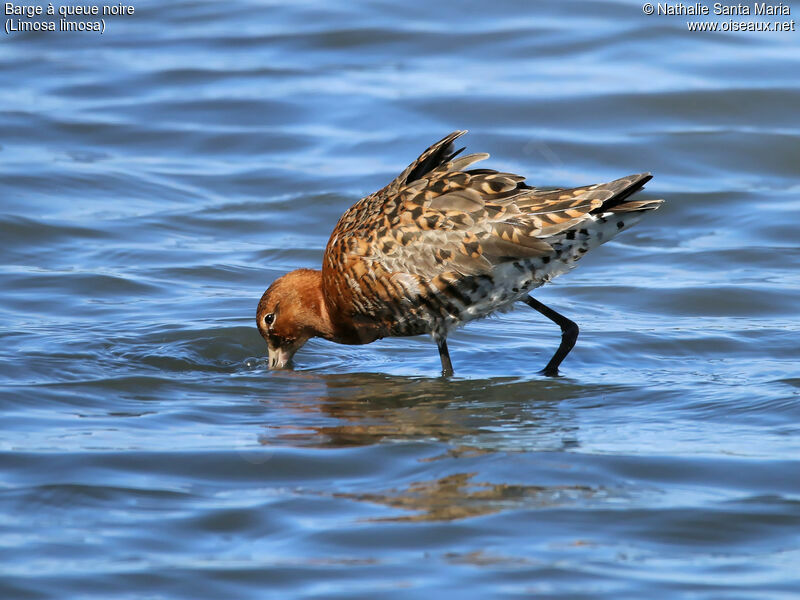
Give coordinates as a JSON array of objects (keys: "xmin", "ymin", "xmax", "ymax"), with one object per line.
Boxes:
[{"xmin": 293, "ymin": 269, "xmax": 335, "ymax": 341}]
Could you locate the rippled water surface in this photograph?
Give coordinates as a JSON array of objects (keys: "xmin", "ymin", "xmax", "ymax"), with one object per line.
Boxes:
[{"xmin": 2, "ymin": 1, "xmax": 799, "ymax": 598}]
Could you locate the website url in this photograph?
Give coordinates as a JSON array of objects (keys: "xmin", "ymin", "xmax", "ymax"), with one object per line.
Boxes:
[{"xmin": 687, "ymin": 19, "xmax": 795, "ymax": 31}]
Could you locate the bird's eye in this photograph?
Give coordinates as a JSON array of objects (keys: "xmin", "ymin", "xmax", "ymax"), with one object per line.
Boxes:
[{"xmin": 264, "ymin": 313, "xmax": 275, "ymax": 326}]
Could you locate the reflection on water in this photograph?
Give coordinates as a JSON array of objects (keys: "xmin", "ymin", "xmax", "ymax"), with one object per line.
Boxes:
[
  {"xmin": 252, "ymin": 373, "xmax": 622, "ymax": 450},
  {"xmin": 336, "ymin": 472, "xmax": 605, "ymax": 522}
]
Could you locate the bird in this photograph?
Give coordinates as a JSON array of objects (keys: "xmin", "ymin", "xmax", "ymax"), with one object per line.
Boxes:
[{"xmin": 257, "ymin": 130, "xmax": 662, "ymax": 376}]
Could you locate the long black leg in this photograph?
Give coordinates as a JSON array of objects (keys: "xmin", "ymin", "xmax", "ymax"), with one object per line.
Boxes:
[
  {"xmin": 437, "ymin": 337, "xmax": 454, "ymax": 377},
  {"xmin": 524, "ymin": 295, "xmax": 579, "ymax": 377}
]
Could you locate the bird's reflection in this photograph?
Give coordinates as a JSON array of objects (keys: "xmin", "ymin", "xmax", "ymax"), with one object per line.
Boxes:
[
  {"xmin": 250, "ymin": 370, "xmax": 630, "ymax": 521},
  {"xmin": 334, "ymin": 472, "xmax": 603, "ymax": 522},
  {"xmin": 255, "ymin": 371, "xmax": 604, "ymax": 449}
]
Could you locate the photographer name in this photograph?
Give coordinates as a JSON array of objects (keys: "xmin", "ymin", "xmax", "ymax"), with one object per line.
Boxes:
[{"xmin": 657, "ymin": 2, "xmax": 790, "ymax": 15}]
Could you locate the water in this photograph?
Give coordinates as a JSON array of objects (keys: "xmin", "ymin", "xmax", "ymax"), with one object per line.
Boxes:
[{"xmin": 2, "ymin": 1, "xmax": 799, "ymax": 597}]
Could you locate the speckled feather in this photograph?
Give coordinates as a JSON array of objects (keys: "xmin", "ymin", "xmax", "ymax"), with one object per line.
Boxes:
[{"xmin": 321, "ymin": 131, "xmax": 662, "ymax": 342}]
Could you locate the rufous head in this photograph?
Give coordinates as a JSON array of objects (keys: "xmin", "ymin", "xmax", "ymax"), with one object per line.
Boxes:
[{"xmin": 256, "ymin": 268, "xmax": 330, "ymax": 369}]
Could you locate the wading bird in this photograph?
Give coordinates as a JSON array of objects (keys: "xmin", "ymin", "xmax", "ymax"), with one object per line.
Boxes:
[{"xmin": 257, "ymin": 131, "xmax": 662, "ymax": 376}]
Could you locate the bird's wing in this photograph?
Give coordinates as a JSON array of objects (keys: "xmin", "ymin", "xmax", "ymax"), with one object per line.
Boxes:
[
  {"xmin": 383, "ymin": 130, "xmax": 469, "ymax": 195},
  {"xmin": 366, "ymin": 165, "xmax": 655, "ymax": 279},
  {"xmin": 323, "ymin": 132, "xmax": 655, "ymax": 316}
]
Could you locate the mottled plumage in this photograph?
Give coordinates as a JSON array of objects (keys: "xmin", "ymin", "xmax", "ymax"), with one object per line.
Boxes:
[{"xmin": 257, "ymin": 131, "xmax": 663, "ymax": 375}]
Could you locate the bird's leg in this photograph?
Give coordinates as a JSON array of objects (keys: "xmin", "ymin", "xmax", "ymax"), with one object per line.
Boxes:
[
  {"xmin": 437, "ymin": 337, "xmax": 454, "ymax": 377},
  {"xmin": 524, "ymin": 295, "xmax": 579, "ymax": 377}
]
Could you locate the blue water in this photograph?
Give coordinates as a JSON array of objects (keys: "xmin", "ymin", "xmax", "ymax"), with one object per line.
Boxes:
[{"xmin": 2, "ymin": 1, "xmax": 799, "ymax": 598}]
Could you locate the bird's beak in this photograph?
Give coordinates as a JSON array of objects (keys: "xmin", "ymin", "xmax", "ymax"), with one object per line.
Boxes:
[{"xmin": 268, "ymin": 345, "xmax": 296, "ymax": 369}]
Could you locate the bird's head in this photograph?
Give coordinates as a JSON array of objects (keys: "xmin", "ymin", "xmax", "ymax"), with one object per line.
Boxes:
[{"xmin": 256, "ymin": 268, "xmax": 329, "ymax": 369}]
